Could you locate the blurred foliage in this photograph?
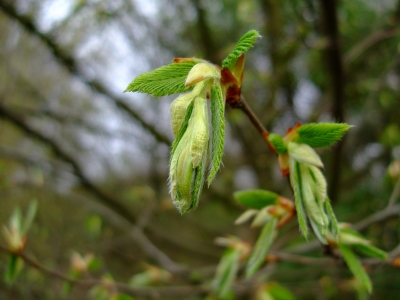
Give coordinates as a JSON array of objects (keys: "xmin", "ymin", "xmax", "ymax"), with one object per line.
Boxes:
[{"xmin": 1, "ymin": 0, "xmax": 400, "ymax": 299}]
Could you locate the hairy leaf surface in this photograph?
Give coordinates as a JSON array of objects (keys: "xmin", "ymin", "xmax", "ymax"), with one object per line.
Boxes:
[
  {"xmin": 124, "ymin": 61, "xmax": 198, "ymax": 97},
  {"xmin": 222, "ymin": 30, "xmax": 261, "ymax": 71},
  {"xmin": 208, "ymin": 84, "xmax": 226, "ymax": 184},
  {"xmin": 296, "ymin": 123, "xmax": 352, "ymax": 148}
]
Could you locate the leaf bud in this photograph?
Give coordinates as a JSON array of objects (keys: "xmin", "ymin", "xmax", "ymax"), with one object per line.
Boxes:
[
  {"xmin": 288, "ymin": 142, "xmax": 323, "ymax": 168},
  {"xmin": 190, "ymin": 96, "xmax": 209, "ymax": 168},
  {"xmin": 185, "ymin": 62, "xmax": 220, "ymax": 87}
]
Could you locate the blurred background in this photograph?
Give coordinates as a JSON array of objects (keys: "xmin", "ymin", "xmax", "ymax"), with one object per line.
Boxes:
[{"xmin": 1, "ymin": 0, "xmax": 400, "ymax": 299}]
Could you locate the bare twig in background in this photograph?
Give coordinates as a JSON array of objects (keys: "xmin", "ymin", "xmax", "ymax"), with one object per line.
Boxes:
[
  {"xmin": 387, "ymin": 176, "xmax": 400, "ymax": 208},
  {"xmin": 0, "ymin": 245, "xmax": 205, "ymax": 298},
  {"xmin": 0, "ymin": 104, "xmax": 186, "ymax": 274},
  {"xmin": 318, "ymin": 0, "xmax": 345, "ymax": 203},
  {"xmin": 0, "ymin": 104, "xmax": 136, "ymax": 224},
  {"xmin": 0, "ymin": 0, "xmax": 171, "ymax": 146}
]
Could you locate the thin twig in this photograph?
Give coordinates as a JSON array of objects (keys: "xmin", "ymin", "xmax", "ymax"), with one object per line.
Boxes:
[
  {"xmin": 239, "ymin": 96, "xmax": 270, "ymax": 140},
  {"xmin": 0, "ymin": 0, "xmax": 171, "ymax": 146},
  {"xmin": 0, "ymin": 105, "xmax": 185, "ymax": 274},
  {"xmin": 387, "ymin": 176, "xmax": 400, "ymax": 208},
  {"xmin": 0, "ymin": 245, "xmax": 206, "ymax": 297}
]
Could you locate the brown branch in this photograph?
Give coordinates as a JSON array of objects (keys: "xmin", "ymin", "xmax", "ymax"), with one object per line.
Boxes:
[
  {"xmin": 344, "ymin": 27, "xmax": 399, "ymax": 66},
  {"xmin": 353, "ymin": 204, "xmax": 400, "ymax": 232},
  {"xmin": 233, "ymin": 96, "xmax": 271, "ymax": 149},
  {"xmin": 0, "ymin": 245, "xmax": 206, "ymax": 297},
  {"xmin": 0, "ymin": 0, "xmax": 171, "ymax": 146},
  {"xmin": 0, "ymin": 104, "xmax": 136, "ymax": 224},
  {"xmin": 0, "ymin": 104, "xmax": 186, "ymax": 274}
]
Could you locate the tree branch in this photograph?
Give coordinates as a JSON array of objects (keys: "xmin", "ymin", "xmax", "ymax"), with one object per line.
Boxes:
[
  {"xmin": 0, "ymin": 104, "xmax": 136, "ymax": 224},
  {"xmin": 317, "ymin": 0, "xmax": 345, "ymax": 203},
  {"xmin": 0, "ymin": 0, "xmax": 171, "ymax": 146},
  {"xmin": 0, "ymin": 104, "xmax": 187, "ymax": 273},
  {"xmin": 0, "ymin": 245, "xmax": 205, "ymax": 297},
  {"xmin": 387, "ymin": 176, "xmax": 400, "ymax": 208}
]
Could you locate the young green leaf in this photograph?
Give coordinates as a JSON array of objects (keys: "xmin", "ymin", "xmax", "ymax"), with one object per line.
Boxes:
[
  {"xmin": 295, "ymin": 123, "xmax": 352, "ymax": 148},
  {"xmin": 290, "ymin": 159, "xmax": 309, "ymax": 238},
  {"xmin": 268, "ymin": 134, "xmax": 287, "ymax": 154},
  {"xmin": 246, "ymin": 218, "xmax": 277, "ymax": 277},
  {"xmin": 208, "ymin": 83, "xmax": 226, "ymax": 185},
  {"xmin": 340, "ymin": 228, "xmax": 370, "ymax": 246},
  {"xmin": 222, "ymin": 30, "xmax": 261, "ymax": 71},
  {"xmin": 234, "ymin": 189, "xmax": 278, "ymax": 209},
  {"xmin": 352, "ymin": 243, "xmax": 387, "ymax": 260},
  {"xmin": 213, "ymin": 248, "xmax": 242, "ymax": 298},
  {"xmin": 189, "ymin": 155, "xmax": 208, "ymax": 213},
  {"xmin": 324, "ymin": 197, "xmax": 339, "ymax": 241},
  {"xmin": 5, "ymin": 254, "xmax": 22, "ymax": 285},
  {"xmin": 124, "ymin": 60, "xmax": 198, "ymax": 97},
  {"xmin": 266, "ymin": 282, "xmax": 296, "ymax": 300},
  {"xmin": 339, "ymin": 244, "xmax": 372, "ymax": 294}
]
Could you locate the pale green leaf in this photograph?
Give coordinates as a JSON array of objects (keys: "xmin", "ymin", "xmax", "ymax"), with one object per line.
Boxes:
[
  {"xmin": 324, "ymin": 197, "xmax": 339, "ymax": 241},
  {"xmin": 124, "ymin": 61, "xmax": 198, "ymax": 97},
  {"xmin": 188, "ymin": 154, "xmax": 207, "ymax": 213},
  {"xmin": 352, "ymin": 243, "xmax": 387, "ymax": 260},
  {"xmin": 170, "ymin": 101, "xmax": 194, "ymax": 156},
  {"xmin": 213, "ymin": 248, "xmax": 242, "ymax": 298},
  {"xmin": 170, "ymin": 92, "xmax": 195, "ymax": 136},
  {"xmin": 235, "ymin": 209, "xmax": 259, "ymax": 225},
  {"xmin": 21, "ymin": 200, "xmax": 38, "ymax": 235},
  {"xmin": 308, "ymin": 166, "xmax": 327, "ymax": 205},
  {"xmin": 309, "ymin": 218, "xmax": 327, "ymax": 245},
  {"xmin": 10, "ymin": 208, "xmax": 22, "ymax": 234},
  {"xmin": 251, "ymin": 207, "xmax": 273, "ymax": 227},
  {"xmin": 339, "ymin": 244, "xmax": 372, "ymax": 294},
  {"xmin": 296, "ymin": 123, "xmax": 352, "ymax": 148},
  {"xmin": 267, "ymin": 282, "xmax": 296, "ymax": 300},
  {"xmin": 208, "ymin": 84, "xmax": 226, "ymax": 185},
  {"xmin": 288, "ymin": 142, "xmax": 323, "ymax": 168},
  {"xmin": 340, "ymin": 228, "xmax": 370, "ymax": 246},
  {"xmin": 290, "ymin": 159, "xmax": 309, "ymax": 238},
  {"xmin": 246, "ymin": 218, "xmax": 277, "ymax": 277},
  {"xmin": 222, "ymin": 30, "xmax": 261, "ymax": 70},
  {"xmin": 233, "ymin": 189, "xmax": 278, "ymax": 209},
  {"xmin": 190, "ymin": 96, "xmax": 209, "ymax": 168}
]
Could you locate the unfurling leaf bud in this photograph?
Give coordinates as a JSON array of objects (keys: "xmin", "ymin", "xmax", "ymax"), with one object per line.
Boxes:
[
  {"xmin": 176, "ymin": 144, "xmax": 195, "ymax": 205},
  {"xmin": 287, "ymin": 142, "xmax": 323, "ymax": 168},
  {"xmin": 190, "ymin": 96, "xmax": 209, "ymax": 168},
  {"xmin": 170, "ymin": 93, "xmax": 194, "ymax": 136},
  {"xmin": 169, "ymin": 91, "xmax": 210, "ymax": 213},
  {"xmin": 185, "ymin": 62, "xmax": 221, "ymax": 87},
  {"xmin": 289, "ymin": 144, "xmax": 338, "ymax": 244}
]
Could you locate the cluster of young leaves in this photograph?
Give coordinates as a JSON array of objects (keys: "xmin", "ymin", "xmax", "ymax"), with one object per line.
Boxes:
[
  {"xmin": 234, "ymin": 190, "xmax": 294, "ymax": 277},
  {"xmin": 2, "ymin": 200, "xmax": 37, "ymax": 284},
  {"xmin": 211, "ymin": 190, "xmax": 295, "ymax": 298},
  {"xmin": 268, "ymin": 123, "xmax": 351, "ymax": 243},
  {"xmin": 124, "ymin": 30, "xmax": 261, "ymax": 213}
]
